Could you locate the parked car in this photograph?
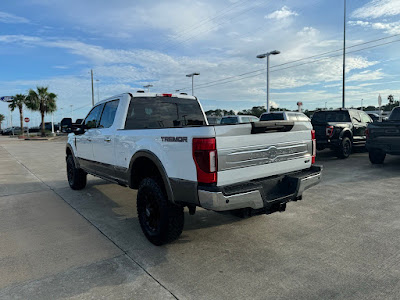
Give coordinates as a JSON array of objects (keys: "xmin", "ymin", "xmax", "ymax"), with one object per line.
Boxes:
[
  {"xmin": 366, "ymin": 107, "xmax": 400, "ymax": 164},
  {"xmin": 39, "ymin": 122, "xmax": 60, "ymax": 131},
  {"xmin": 311, "ymin": 109, "xmax": 372, "ymax": 158},
  {"xmin": 220, "ymin": 115, "xmax": 259, "ymax": 124},
  {"xmin": 207, "ymin": 116, "xmax": 221, "ymax": 125},
  {"xmin": 66, "ymin": 92, "xmax": 321, "ymax": 245},
  {"xmin": 260, "ymin": 111, "xmax": 310, "ymax": 122},
  {"xmin": 367, "ymin": 113, "xmax": 380, "ymax": 122},
  {"xmin": 1, "ymin": 127, "xmax": 27, "ymax": 135}
]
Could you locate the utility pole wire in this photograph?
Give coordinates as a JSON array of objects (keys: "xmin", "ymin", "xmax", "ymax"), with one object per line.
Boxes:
[
  {"xmin": 174, "ymin": 34, "xmax": 400, "ymax": 92},
  {"xmin": 181, "ymin": 38, "xmax": 400, "ymax": 92}
]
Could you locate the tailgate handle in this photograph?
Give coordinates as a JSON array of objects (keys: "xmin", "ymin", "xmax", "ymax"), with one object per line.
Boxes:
[{"xmin": 251, "ymin": 121, "xmax": 294, "ymax": 134}]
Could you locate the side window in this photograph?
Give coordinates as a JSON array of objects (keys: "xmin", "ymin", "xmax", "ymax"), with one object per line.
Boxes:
[
  {"xmin": 99, "ymin": 100, "xmax": 119, "ymax": 128},
  {"xmin": 242, "ymin": 117, "xmax": 250, "ymax": 123},
  {"xmin": 84, "ymin": 104, "xmax": 104, "ymax": 129},
  {"xmin": 349, "ymin": 111, "xmax": 361, "ymax": 123},
  {"xmin": 360, "ymin": 111, "xmax": 372, "ymax": 123}
]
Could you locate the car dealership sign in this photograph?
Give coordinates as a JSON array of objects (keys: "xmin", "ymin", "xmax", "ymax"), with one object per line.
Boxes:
[{"xmin": 0, "ymin": 96, "xmax": 14, "ymax": 102}]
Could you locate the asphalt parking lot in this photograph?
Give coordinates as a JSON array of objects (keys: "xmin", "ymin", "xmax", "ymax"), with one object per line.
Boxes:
[{"xmin": 1, "ymin": 136, "xmax": 399, "ymax": 299}]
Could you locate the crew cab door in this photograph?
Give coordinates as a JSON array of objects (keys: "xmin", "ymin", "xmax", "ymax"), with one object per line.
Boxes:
[
  {"xmin": 350, "ymin": 111, "xmax": 365, "ymax": 143},
  {"xmin": 76, "ymin": 103, "xmax": 104, "ymax": 164},
  {"xmin": 91, "ymin": 99, "xmax": 120, "ymax": 176}
]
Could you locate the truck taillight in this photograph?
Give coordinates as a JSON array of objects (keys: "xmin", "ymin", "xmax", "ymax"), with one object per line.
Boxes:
[
  {"xmin": 193, "ymin": 138, "xmax": 217, "ymax": 184},
  {"xmin": 311, "ymin": 130, "xmax": 316, "ymax": 164},
  {"xmin": 365, "ymin": 128, "xmax": 370, "ymax": 139},
  {"xmin": 326, "ymin": 125, "xmax": 334, "ymax": 138}
]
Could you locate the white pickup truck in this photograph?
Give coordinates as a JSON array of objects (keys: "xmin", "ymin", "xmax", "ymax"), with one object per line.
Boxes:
[{"xmin": 66, "ymin": 92, "xmax": 322, "ymax": 245}]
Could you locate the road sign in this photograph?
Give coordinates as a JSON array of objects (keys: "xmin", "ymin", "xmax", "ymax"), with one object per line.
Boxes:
[
  {"xmin": 0, "ymin": 96, "xmax": 14, "ymax": 102},
  {"xmin": 24, "ymin": 117, "xmax": 30, "ymax": 123}
]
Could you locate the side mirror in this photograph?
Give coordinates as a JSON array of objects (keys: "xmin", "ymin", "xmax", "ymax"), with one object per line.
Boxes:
[{"xmin": 73, "ymin": 124, "xmax": 85, "ymax": 135}]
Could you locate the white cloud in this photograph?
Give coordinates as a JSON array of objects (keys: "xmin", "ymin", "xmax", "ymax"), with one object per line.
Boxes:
[
  {"xmin": 265, "ymin": 6, "xmax": 298, "ymax": 20},
  {"xmin": 0, "ymin": 11, "xmax": 29, "ymax": 24},
  {"xmin": 348, "ymin": 69, "xmax": 384, "ymax": 82},
  {"xmin": 352, "ymin": 0, "xmax": 400, "ymax": 19},
  {"xmin": 349, "ymin": 19, "xmax": 400, "ymax": 34}
]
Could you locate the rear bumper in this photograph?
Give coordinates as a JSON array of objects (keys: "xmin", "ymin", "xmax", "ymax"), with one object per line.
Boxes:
[
  {"xmin": 366, "ymin": 140, "xmax": 400, "ymax": 155},
  {"xmin": 316, "ymin": 138, "xmax": 341, "ymax": 149},
  {"xmin": 198, "ymin": 166, "xmax": 322, "ymax": 212}
]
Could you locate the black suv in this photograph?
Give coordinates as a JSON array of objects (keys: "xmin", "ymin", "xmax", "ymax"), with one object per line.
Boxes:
[{"xmin": 311, "ymin": 109, "xmax": 372, "ymax": 158}]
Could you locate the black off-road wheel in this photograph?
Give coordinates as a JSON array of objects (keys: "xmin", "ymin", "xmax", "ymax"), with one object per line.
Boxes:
[
  {"xmin": 137, "ymin": 177, "xmax": 184, "ymax": 246},
  {"xmin": 66, "ymin": 155, "xmax": 87, "ymax": 190},
  {"xmin": 369, "ymin": 149, "xmax": 386, "ymax": 164},
  {"xmin": 336, "ymin": 137, "xmax": 352, "ymax": 159}
]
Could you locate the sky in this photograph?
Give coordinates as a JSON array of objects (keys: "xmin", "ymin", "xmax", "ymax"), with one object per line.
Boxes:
[{"xmin": 1, "ymin": 0, "xmax": 400, "ymax": 126}]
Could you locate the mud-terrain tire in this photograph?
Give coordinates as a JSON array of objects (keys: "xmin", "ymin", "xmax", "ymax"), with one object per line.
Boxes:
[
  {"xmin": 336, "ymin": 137, "xmax": 352, "ymax": 159},
  {"xmin": 66, "ymin": 155, "xmax": 87, "ymax": 190},
  {"xmin": 369, "ymin": 149, "xmax": 386, "ymax": 164},
  {"xmin": 137, "ymin": 177, "xmax": 184, "ymax": 246}
]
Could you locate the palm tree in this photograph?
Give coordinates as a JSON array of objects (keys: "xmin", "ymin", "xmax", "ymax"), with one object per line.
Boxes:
[
  {"xmin": 9, "ymin": 94, "xmax": 27, "ymax": 137},
  {"xmin": 0, "ymin": 114, "xmax": 5, "ymax": 131},
  {"xmin": 26, "ymin": 86, "xmax": 57, "ymax": 137}
]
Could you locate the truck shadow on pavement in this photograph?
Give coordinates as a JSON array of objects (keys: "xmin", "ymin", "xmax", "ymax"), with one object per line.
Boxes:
[{"xmin": 54, "ymin": 179, "xmax": 244, "ymax": 249}]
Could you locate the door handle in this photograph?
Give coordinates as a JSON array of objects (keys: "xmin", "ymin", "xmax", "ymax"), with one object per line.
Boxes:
[{"xmin": 104, "ymin": 138, "xmax": 111, "ymax": 142}]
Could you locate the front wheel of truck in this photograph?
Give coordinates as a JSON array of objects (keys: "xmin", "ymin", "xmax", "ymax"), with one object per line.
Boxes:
[
  {"xmin": 66, "ymin": 155, "xmax": 87, "ymax": 190},
  {"xmin": 369, "ymin": 149, "xmax": 386, "ymax": 164},
  {"xmin": 137, "ymin": 177, "xmax": 184, "ymax": 246}
]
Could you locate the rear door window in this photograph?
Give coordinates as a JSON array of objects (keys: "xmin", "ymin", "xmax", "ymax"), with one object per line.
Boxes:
[
  {"xmin": 99, "ymin": 100, "xmax": 119, "ymax": 128},
  {"xmin": 125, "ymin": 97, "xmax": 205, "ymax": 129}
]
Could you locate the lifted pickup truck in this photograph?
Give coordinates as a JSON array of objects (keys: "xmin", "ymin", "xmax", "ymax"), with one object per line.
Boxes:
[
  {"xmin": 311, "ymin": 109, "xmax": 372, "ymax": 158},
  {"xmin": 66, "ymin": 92, "xmax": 322, "ymax": 245},
  {"xmin": 366, "ymin": 107, "xmax": 400, "ymax": 164}
]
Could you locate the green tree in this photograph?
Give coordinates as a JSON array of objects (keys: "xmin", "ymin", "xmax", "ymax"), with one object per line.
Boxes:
[
  {"xmin": 26, "ymin": 86, "xmax": 57, "ymax": 137},
  {"xmin": 0, "ymin": 114, "xmax": 5, "ymax": 131},
  {"xmin": 9, "ymin": 94, "xmax": 27, "ymax": 137}
]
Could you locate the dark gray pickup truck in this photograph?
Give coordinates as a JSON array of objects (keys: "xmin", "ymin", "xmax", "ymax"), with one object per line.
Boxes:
[{"xmin": 366, "ymin": 107, "xmax": 400, "ymax": 164}]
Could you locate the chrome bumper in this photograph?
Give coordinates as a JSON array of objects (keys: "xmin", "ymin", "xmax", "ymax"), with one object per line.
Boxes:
[
  {"xmin": 198, "ymin": 166, "xmax": 322, "ymax": 212},
  {"xmin": 198, "ymin": 190, "xmax": 264, "ymax": 211}
]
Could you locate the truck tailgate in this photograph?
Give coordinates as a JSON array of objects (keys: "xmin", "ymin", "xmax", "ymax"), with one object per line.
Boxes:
[{"xmin": 215, "ymin": 121, "xmax": 313, "ymax": 186}]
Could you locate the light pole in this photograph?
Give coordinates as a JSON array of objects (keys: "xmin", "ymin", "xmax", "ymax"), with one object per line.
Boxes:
[
  {"xmin": 257, "ymin": 50, "xmax": 280, "ymax": 113},
  {"xmin": 186, "ymin": 73, "xmax": 200, "ymax": 96},
  {"xmin": 91, "ymin": 69, "xmax": 95, "ymax": 107},
  {"xmin": 143, "ymin": 84, "xmax": 153, "ymax": 93},
  {"xmin": 342, "ymin": 0, "xmax": 346, "ymax": 108},
  {"xmin": 70, "ymin": 105, "xmax": 73, "ymax": 122},
  {"xmin": 96, "ymin": 79, "xmax": 100, "ymax": 102},
  {"xmin": 361, "ymin": 98, "xmax": 363, "ymax": 111}
]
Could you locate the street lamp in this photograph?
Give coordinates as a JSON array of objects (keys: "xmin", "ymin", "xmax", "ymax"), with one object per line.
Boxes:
[
  {"xmin": 143, "ymin": 84, "xmax": 153, "ymax": 93},
  {"xmin": 186, "ymin": 72, "xmax": 200, "ymax": 96},
  {"xmin": 256, "ymin": 50, "xmax": 280, "ymax": 113}
]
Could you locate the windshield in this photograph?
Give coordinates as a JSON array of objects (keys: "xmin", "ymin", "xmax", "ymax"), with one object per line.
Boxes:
[
  {"xmin": 260, "ymin": 113, "xmax": 284, "ymax": 121},
  {"xmin": 312, "ymin": 111, "xmax": 350, "ymax": 123},
  {"xmin": 221, "ymin": 117, "xmax": 238, "ymax": 124},
  {"xmin": 389, "ymin": 108, "xmax": 400, "ymax": 121}
]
